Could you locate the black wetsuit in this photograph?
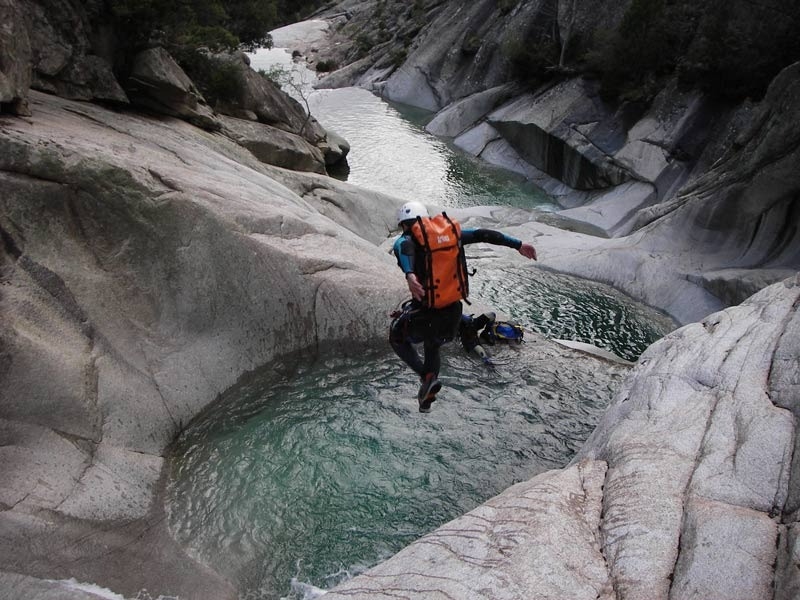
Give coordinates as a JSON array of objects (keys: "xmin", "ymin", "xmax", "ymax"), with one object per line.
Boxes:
[{"xmin": 389, "ymin": 227, "xmax": 522, "ymax": 380}]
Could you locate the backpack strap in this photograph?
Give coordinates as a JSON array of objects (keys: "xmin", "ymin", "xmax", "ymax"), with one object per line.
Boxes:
[
  {"xmin": 415, "ymin": 215, "xmax": 436, "ymax": 308},
  {"xmin": 442, "ymin": 212, "xmax": 470, "ymax": 305}
]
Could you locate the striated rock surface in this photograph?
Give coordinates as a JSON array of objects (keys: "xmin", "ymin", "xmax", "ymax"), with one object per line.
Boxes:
[
  {"xmin": 536, "ymin": 62, "xmax": 800, "ymax": 323},
  {"xmin": 1, "ymin": 1, "xmax": 798, "ymax": 598},
  {"xmin": 326, "ymin": 277, "xmax": 800, "ymax": 600},
  {"xmin": 326, "ymin": 459, "xmax": 613, "ymax": 600}
]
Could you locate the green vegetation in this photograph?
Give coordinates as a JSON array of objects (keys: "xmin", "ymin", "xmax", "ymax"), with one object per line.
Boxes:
[
  {"xmin": 588, "ymin": 0, "xmax": 675, "ymax": 101},
  {"xmin": 390, "ymin": 48, "xmax": 408, "ymax": 67},
  {"xmin": 172, "ymin": 48, "xmax": 244, "ymax": 106},
  {"xmin": 498, "ymin": 0, "xmax": 517, "ymax": 14},
  {"xmin": 274, "ymin": 0, "xmax": 328, "ymax": 26},
  {"xmin": 109, "ymin": 0, "xmax": 328, "ymax": 55},
  {"xmin": 107, "ymin": 0, "xmax": 332, "ymax": 101},
  {"xmin": 676, "ymin": 1, "xmax": 800, "ymax": 100},
  {"xmin": 109, "ymin": 0, "xmax": 273, "ymax": 52},
  {"xmin": 591, "ymin": 0, "xmax": 800, "ymax": 101},
  {"xmin": 505, "ymin": 36, "xmax": 560, "ymax": 88},
  {"xmin": 355, "ymin": 33, "xmax": 374, "ymax": 58},
  {"xmin": 461, "ymin": 31, "xmax": 482, "ymax": 55},
  {"xmin": 508, "ymin": 0, "xmax": 800, "ymax": 102},
  {"xmin": 315, "ymin": 59, "xmax": 338, "ymax": 72}
]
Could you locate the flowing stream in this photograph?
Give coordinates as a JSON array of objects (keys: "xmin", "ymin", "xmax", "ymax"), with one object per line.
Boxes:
[{"xmin": 166, "ymin": 41, "xmax": 677, "ymax": 600}]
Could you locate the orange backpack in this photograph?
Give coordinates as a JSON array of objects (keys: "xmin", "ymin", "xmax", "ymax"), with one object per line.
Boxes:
[{"xmin": 410, "ymin": 212, "xmax": 469, "ymax": 309}]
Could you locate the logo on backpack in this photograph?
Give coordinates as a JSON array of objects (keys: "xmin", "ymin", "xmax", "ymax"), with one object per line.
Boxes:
[{"xmin": 411, "ymin": 212, "xmax": 469, "ymax": 309}]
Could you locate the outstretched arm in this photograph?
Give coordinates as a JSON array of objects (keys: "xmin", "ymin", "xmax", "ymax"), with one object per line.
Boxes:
[{"xmin": 462, "ymin": 228, "xmax": 537, "ymax": 261}]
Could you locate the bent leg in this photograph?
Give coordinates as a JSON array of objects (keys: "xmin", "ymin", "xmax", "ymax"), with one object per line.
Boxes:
[
  {"xmin": 389, "ymin": 313, "xmax": 425, "ymax": 377},
  {"xmin": 422, "ymin": 302, "xmax": 463, "ymax": 377},
  {"xmin": 422, "ymin": 337, "xmax": 442, "ymax": 378}
]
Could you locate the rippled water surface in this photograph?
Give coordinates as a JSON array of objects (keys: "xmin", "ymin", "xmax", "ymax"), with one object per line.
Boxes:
[
  {"xmin": 168, "ymin": 269, "xmax": 673, "ymax": 599},
  {"xmin": 169, "ymin": 347, "xmax": 620, "ymax": 599},
  {"xmin": 471, "ymin": 267, "xmax": 675, "ymax": 362},
  {"xmin": 168, "ymin": 43, "xmax": 677, "ymax": 600},
  {"xmin": 309, "ymin": 88, "xmax": 555, "ymax": 210}
]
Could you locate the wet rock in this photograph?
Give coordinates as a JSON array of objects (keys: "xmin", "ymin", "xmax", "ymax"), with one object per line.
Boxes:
[
  {"xmin": 326, "ymin": 459, "xmax": 614, "ymax": 600},
  {"xmin": 425, "ymin": 84, "xmax": 514, "ymax": 138},
  {"xmin": 0, "ymin": 573, "xmax": 124, "ymax": 600},
  {"xmin": 320, "ymin": 127, "xmax": 350, "ymax": 165},
  {"xmin": 488, "ymin": 85, "xmax": 631, "ymax": 191}
]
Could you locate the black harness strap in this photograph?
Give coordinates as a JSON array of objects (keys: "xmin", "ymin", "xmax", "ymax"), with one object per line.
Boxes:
[
  {"xmin": 442, "ymin": 212, "xmax": 470, "ymax": 305},
  {"xmin": 415, "ymin": 215, "xmax": 436, "ymax": 307}
]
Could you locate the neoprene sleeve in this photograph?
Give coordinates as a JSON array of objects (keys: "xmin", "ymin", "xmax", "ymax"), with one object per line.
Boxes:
[
  {"xmin": 393, "ymin": 235, "xmax": 416, "ymax": 274},
  {"xmin": 462, "ymin": 228, "xmax": 522, "ymax": 249}
]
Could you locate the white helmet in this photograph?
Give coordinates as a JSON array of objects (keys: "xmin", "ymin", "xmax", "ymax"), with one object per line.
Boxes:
[{"xmin": 396, "ymin": 201, "xmax": 429, "ymax": 226}]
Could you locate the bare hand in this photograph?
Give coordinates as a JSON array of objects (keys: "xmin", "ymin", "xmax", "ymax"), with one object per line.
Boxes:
[
  {"xmin": 519, "ymin": 243, "xmax": 537, "ymax": 260},
  {"xmin": 406, "ymin": 273, "xmax": 425, "ymax": 301}
]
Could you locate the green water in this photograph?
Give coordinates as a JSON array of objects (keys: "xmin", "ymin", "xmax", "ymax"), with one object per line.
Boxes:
[
  {"xmin": 167, "ymin": 270, "xmax": 673, "ymax": 599},
  {"xmin": 470, "ymin": 267, "xmax": 675, "ymax": 362},
  {"xmin": 168, "ymin": 352, "xmax": 617, "ymax": 599},
  {"xmin": 169, "ymin": 48, "xmax": 677, "ymax": 600}
]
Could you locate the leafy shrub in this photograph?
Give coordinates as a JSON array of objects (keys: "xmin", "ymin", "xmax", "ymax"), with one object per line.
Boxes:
[
  {"xmin": 504, "ymin": 36, "xmax": 560, "ymax": 88},
  {"xmin": 173, "ymin": 48, "xmax": 244, "ymax": 105},
  {"xmin": 593, "ymin": 0, "xmax": 673, "ymax": 100},
  {"xmin": 676, "ymin": 0, "xmax": 800, "ymax": 100},
  {"xmin": 461, "ymin": 31, "xmax": 482, "ymax": 55},
  {"xmin": 390, "ymin": 48, "xmax": 407, "ymax": 67},
  {"xmin": 355, "ymin": 33, "xmax": 373, "ymax": 58},
  {"xmin": 109, "ymin": 0, "xmax": 276, "ymax": 53},
  {"xmin": 581, "ymin": 0, "xmax": 800, "ymax": 102},
  {"xmin": 179, "ymin": 25, "xmax": 239, "ymax": 52},
  {"xmin": 315, "ymin": 59, "xmax": 338, "ymax": 72}
]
